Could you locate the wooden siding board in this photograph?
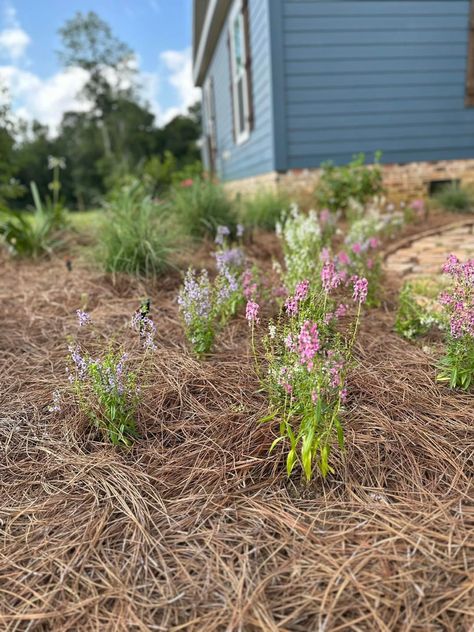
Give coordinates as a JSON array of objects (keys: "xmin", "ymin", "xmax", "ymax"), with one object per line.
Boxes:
[
  {"xmin": 201, "ymin": 0, "xmax": 274, "ymax": 180},
  {"xmin": 283, "ymin": 0, "xmax": 474, "ymax": 170}
]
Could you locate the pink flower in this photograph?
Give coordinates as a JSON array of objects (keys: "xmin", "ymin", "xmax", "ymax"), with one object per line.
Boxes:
[
  {"xmin": 367, "ymin": 258, "xmax": 374, "ymax": 270},
  {"xmin": 320, "ymin": 247, "xmax": 331, "ymax": 264},
  {"xmin": 338, "ymin": 251, "xmax": 351, "ymax": 266},
  {"xmin": 352, "ymin": 276, "xmax": 368, "ymax": 303},
  {"xmin": 285, "ymin": 297, "xmax": 298, "ymax": 316},
  {"xmin": 181, "ymin": 178, "xmax": 194, "ymax": 188},
  {"xmin": 351, "ymin": 242, "xmax": 362, "ymax": 255},
  {"xmin": 246, "ymin": 300, "xmax": 260, "ymax": 325},
  {"xmin": 321, "ymin": 261, "xmax": 343, "ymax": 293},
  {"xmin": 294, "ymin": 279, "xmax": 310, "ymax": 301},
  {"xmin": 311, "ymin": 390, "xmax": 318, "ymax": 404},
  {"xmin": 320, "ymin": 209, "xmax": 330, "ymax": 224},
  {"xmin": 298, "ymin": 320, "xmax": 320, "ymax": 370},
  {"xmin": 368, "ymin": 237, "xmax": 379, "ymax": 249},
  {"xmin": 335, "ymin": 303, "xmax": 348, "ymax": 319}
]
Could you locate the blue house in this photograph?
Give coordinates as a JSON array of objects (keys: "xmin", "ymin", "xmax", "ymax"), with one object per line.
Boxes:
[{"xmin": 193, "ymin": 0, "xmax": 474, "ymax": 197}]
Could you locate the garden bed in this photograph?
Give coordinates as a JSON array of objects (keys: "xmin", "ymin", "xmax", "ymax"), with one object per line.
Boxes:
[{"xmin": 0, "ymin": 220, "xmax": 473, "ymax": 631}]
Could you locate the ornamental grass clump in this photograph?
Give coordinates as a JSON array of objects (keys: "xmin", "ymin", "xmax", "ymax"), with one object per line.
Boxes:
[
  {"xmin": 437, "ymin": 254, "xmax": 474, "ymax": 389},
  {"xmin": 259, "ymin": 272, "xmax": 368, "ymax": 481}
]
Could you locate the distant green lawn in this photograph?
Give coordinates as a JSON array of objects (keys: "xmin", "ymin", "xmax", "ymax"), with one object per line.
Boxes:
[{"xmin": 69, "ymin": 209, "xmax": 102, "ymax": 234}]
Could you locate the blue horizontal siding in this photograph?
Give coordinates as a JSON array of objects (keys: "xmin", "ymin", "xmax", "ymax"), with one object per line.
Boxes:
[
  {"xmin": 201, "ymin": 0, "xmax": 274, "ymax": 181},
  {"xmin": 281, "ymin": 0, "xmax": 474, "ymax": 169}
]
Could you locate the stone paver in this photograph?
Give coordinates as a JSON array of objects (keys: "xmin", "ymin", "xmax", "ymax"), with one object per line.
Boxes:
[{"xmin": 386, "ymin": 223, "xmax": 474, "ymax": 278}]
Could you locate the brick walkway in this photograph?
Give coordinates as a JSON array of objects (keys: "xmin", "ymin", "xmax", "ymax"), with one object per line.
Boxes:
[{"xmin": 385, "ymin": 221, "xmax": 474, "ymax": 278}]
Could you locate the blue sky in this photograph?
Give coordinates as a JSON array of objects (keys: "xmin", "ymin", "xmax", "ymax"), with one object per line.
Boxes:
[{"xmin": 0, "ymin": 0, "xmax": 199, "ymax": 132}]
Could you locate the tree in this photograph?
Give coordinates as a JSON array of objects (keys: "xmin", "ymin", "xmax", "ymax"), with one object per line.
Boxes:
[{"xmin": 58, "ymin": 11, "xmax": 136, "ymax": 157}]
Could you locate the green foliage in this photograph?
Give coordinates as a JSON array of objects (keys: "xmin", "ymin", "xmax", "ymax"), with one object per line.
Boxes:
[
  {"xmin": 0, "ymin": 165, "xmax": 67, "ymax": 257},
  {"xmin": 315, "ymin": 152, "xmax": 384, "ymax": 217},
  {"xmin": 74, "ymin": 349, "xmax": 139, "ymax": 446},
  {"xmin": 167, "ymin": 178, "xmax": 235, "ymax": 240},
  {"xmin": 143, "ymin": 151, "xmax": 202, "ymax": 194},
  {"xmin": 395, "ymin": 279, "xmax": 445, "ymax": 340},
  {"xmin": 97, "ymin": 178, "xmax": 176, "ymax": 277},
  {"xmin": 437, "ymin": 336, "xmax": 474, "ymax": 390},
  {"xmin": 435, "ymin": 184, "xmax": 474, "ymax": 214},
  {"xmin": 239, "ymin": 190, "xmax": 290, "ymax": 231},
  {"xmin": 0, "ymin": 206, "xmax": 57, "ymax": 257}
]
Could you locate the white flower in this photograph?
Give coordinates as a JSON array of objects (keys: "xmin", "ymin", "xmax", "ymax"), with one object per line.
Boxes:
[{"xmin": 268, "ymin": 324, "xmax": 276, "ymax": 339}]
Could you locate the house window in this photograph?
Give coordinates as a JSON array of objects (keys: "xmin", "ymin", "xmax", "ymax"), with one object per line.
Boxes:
[
  {"xmin": 229, "ymin": 0, "xmax": 253, "ymax": 144},
  {"xmin": 203, "ymin": 77, "xmax": 217, "ymax": 173},
  {"xmin": 466, "ymin": 0, "xmax": 474, "ymax": 106}
]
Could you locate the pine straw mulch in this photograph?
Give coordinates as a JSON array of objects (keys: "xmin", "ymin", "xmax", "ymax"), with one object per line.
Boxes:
[{"xmin": 0, "ymin": 242, "xmax": 473, "ymax": 631}]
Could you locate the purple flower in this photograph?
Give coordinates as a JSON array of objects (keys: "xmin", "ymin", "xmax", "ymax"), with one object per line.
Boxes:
[
  {"xmin": 178, "ymin": 268, "xmax": 213, "ymax": 326},
  {"xmin": 68, "ymin": 344, "xmax": 88, "ymax": 379},
  {"xmin": 48, "ymin": 389, "xmax": 62, "ymax": 413},
  {"xmin": 76, "ymin": 309, "xmax": 91, "ymax": 327},
  {"xmin": 246, "ymin": 300, "xmax": 260, "ymax": 325},
  {"xmin": 215, "ymin": 225, "xmax": 230, "ymax": 246},
  {"xmin": 352, "ymin": 276, "xmax": 368, "ymax": 303},
  {"xmin": 131, "ymin": 312, "xmax": 157, "ymax": 351},
  {"xmin": 214, "ymin": 247, "xmax": 245, "ymax": 274}
]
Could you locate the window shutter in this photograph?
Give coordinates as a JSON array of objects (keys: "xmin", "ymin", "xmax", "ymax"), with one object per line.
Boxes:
[
  {"xmin": 242, "ymin": 0, "xmax": 254, "ymax": 130},
  {"xmin": 466, "ymin": 0, "xmax": 474, "ymax": 106},
  {"xmin": 227, "ymin": 32, "xmax": 237, "ymax": 142}
]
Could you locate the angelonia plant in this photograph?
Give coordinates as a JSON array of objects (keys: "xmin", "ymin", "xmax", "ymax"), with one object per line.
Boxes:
[
  {"xmin": 178, "ymin": 225, "xmax": 246, "ymax": 355},
  {"xmin": 50, "ymin": 306, "xmax": 157, "ymax": 446},
  {"xmin": 395, "ymin": 278, "xmax": 445, "ymax": 340},
  {"xmin": 254, "ymin": 261, "xmax": 368, "ymax": 481},
  {"xmin": 275, "ymin": 204, "xmax": 324, "ymax": 292},
  {"xmin": 437, "ymin": 254, "xmax": 474, "ymax": 389}
]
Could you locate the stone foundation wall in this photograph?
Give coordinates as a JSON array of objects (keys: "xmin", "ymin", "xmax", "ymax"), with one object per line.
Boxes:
[{"xmin": 223, "ymin": 159, "xmax": 474, "ymax": 202}]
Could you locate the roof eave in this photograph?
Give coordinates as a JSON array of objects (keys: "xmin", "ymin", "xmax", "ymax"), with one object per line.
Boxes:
[{"xmin": 193, "ymin": 0, "xmax": 233, "ymax": 87}]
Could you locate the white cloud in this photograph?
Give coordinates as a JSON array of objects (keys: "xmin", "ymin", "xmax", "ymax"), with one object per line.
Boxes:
[
  {"xmin": 0, "ymin": 65, "xmax": 91, "ymax": 132},
  {"xmin": 159, "ymin": 47, "xmax": 200, "ymax": 124},
  {"xmin": 0, "ymin": 27, "xmax": 30, "ymax": 60},
  {"xmin": 0, "ymin": 2, "xmax": 30, "ymax": 61}
]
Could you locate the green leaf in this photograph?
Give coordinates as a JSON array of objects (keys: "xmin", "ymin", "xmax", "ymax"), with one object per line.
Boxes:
[
  {"xmin": 286, "ymin": 449, "xmax": 296, "ymax": 477},
  {"xmin": 334, "ymin": 417, "xmax": 344, "ymax": 450},
  {"xmin": 258, "ymin": 411, "xmax": 278, "ymax": 424},
  {"xmin": 269, "ymin": 436, "xmax": 285, "ymax": 453}
]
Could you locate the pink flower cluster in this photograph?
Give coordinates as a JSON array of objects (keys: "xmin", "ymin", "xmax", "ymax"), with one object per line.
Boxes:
[
  {"xmin": 298, "ymin": 320, "xmax": 320, "ymax": 370},
  {"xmin": 242, "ymin": 269, "xmax": 258, "ymax": 300},
  {"xmin": 246, "ymin": 300, "xmax": 260, "ymax": 325},
  {"xmin": 321, "ymin": 261, "xmax": 345, "ymax": 294},
  {"xmin": 285, "ymin": 279, "xmax": 310, "ymax": 316},
  {"xmin": 440, "ymin": 254, "xmax": 474, "ymax": 339},
  {"xmin": 352, "ymin": 276, "xmax": 368, "ymax": 303}
]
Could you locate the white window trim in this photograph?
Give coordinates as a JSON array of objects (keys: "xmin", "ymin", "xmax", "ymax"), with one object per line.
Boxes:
[{"xmin": 228, "ymin": 0, "xmax": 251, "ymax": 145}]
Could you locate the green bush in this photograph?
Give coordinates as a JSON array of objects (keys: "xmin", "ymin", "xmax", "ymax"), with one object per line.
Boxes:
[
  {"xmin": 239, "ymin": 190, "xmax": 289, "ymax": 231},
  {"xmin": 315, "ymin": 152, "xmax": 384, "ymax": 217},
  {"xmin": 435, "ymin": 184, "xmax": 473, "ymax": 213},
  {"xmin": 167, "ymin": 177, "xmax": 235, "ymax": 239},
  {"xmin": 0, "ymin": 205, "xmax": 58, "ymax": 257},
  {"xmin": 98, "ymin": 178, "xmax": 176, "ymax": 277}
]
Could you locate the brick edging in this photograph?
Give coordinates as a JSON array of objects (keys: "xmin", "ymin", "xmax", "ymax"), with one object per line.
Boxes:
[{"xmin": 383, "ymin": 220, "xmax": 474, "ymax": 261}]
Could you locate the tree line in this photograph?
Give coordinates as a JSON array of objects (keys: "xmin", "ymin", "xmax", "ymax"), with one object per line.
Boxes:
[{"xmin": 0, "ymin": 11, "xmax": 202, "ymax": 211}]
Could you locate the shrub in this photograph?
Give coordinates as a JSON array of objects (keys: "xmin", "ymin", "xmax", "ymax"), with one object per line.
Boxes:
[
  {"xmin": 98, "ymin": 178, "xmax": 176, "ymax": 278},
  {"xmin": 239, "ymin": 190, "xmax": 289, "ymax": 231},
  {"xmin": 437, "ymin": 255, "xmax": 474, "ymax": 389},
  {"xmin": 435, "ymin": 184, "xmax": 473, "ymax": 214},
  {"xmin": 167, "ymin": 177, "xmax": 235, "ymax": 240},
  {"xmin": 315, "ymin": 152, "xmax": 384, "ymax": 217}
]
